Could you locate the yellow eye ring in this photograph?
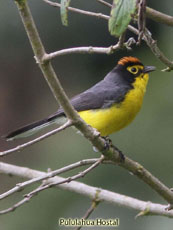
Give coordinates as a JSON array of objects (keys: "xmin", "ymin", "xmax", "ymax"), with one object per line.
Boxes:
[{"xmin": 127, "ymin": 66, "xmax": 138, "ymax": 74}]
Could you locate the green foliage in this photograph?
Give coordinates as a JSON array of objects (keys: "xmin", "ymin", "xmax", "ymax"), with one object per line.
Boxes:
[
  {"xmin": 60, "ymin": 0, "xmax": 71, "ymax": 26},
  {"xmin": 108, "ymin": 0, "xmax": 137, "ymax": 37}
]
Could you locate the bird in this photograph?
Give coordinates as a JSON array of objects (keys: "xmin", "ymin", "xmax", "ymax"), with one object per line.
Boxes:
[{"xmin": 5, "ymin": 56, "xmax": 155, "ymax": 141}]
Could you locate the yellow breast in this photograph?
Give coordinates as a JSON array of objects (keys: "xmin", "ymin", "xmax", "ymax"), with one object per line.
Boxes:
[{"xmin": 78, "ymin": 74, "xmax": 149, "ymax": 136}]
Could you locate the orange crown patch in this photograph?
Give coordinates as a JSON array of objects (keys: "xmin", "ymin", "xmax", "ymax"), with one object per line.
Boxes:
[{"xmin": 118, "ymin": 57, "xmax": 142, "ymax": 66}]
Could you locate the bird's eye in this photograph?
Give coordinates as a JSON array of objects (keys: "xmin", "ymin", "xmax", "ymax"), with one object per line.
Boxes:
[
  {"xmin": 127, "ymin": 66, "xmax": 138, "ymax": 74},
  {"xmin": 131, "ymin": 67, "xmax": 137, "ymax": 73}
]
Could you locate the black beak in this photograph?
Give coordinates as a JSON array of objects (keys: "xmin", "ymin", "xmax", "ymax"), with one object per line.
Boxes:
[{"xmin": 143, "ymin": 66, "xmax": 156, "ymax": 73}]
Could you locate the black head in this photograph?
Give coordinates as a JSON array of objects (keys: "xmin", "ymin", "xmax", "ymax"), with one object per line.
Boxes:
[{"xmin": 113, "ymin": 56, "xmax": 156, "ymax": 84}]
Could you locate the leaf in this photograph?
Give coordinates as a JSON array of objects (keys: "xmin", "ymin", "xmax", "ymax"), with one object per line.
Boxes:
[
  {"xmin": 60, "ymin": 0, "xmax": 71, "ymax": 26},
  {"xmin": 109, "ymin": 0, "xmax": 137, "ymax": 37}
]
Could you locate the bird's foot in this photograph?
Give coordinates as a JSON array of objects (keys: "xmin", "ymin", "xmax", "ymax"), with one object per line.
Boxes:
[{"xmin": 102, "ymin": 136, "xmax": 125, "ymax": 162}]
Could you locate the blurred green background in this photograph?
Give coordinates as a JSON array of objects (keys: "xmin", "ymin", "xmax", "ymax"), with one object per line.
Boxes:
[{"xmin": 0, "ymin": 0, "xmax": 173, "ymax": 229}]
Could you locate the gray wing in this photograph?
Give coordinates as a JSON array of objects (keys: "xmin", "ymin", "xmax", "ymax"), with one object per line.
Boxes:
[
  {"xmin": 69, "ymin": 78, "xmax": 131, "ymax": 110},
  {"xmin": 48, "ymin": 79, "xmax": 130, "ymax": 122}
]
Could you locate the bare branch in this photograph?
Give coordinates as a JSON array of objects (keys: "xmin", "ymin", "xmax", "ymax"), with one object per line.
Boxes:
[
  {"xmin": 146, "ymin": 7, "xmax": 173, "ymax": 27},
  {"xmin": 0, "ymin": 196, "xmax": 31, "ymax": 215},
  {"xmin": 96, "ymin": 0, "xmax": 112, "ymax": 8},
  {"xmin": 144, "ymin": 28, "xmax": 173, "ymax": 71},
  {"xmin": 43, "ymin": 37, "xmax": 136, "ymax": 61},
  {"xmin": 43, "ymin": 45, "xmax": 120, "ymax": 61},
  {"xmin": 43, "ymin": 0, "xmax": 109, "ymax": 20},
  {"xmin": 137, "ymin": 0, "xmax": 146, "ymax": 45},
  {"xmin": 75, "ymin": 194, "xmax": 101, "ymax": 230},
  {"xmin": 117, "ymin": 32, "xmax": 126, "ymax": 48},
  {"xmin": 25, "ymin": 156, "xmax": 104, "ymax": 197},
  {"xmin": 0, "ymin": 157, "xmax": 104, "ymax": 215},
  {"xmin": 0, "ymin": 120, "xmax": 72, "ymax": 157},
  {"xmin": 0, "ymin": 162, "xmax": 173, "ymax": 217},
  {"xmin": 0, "ymin": 158, "xmax": 100, "ymax": 201},
  {"xmin": 128, "ymin": 25, "xmax": 173, "ymax": 71}
]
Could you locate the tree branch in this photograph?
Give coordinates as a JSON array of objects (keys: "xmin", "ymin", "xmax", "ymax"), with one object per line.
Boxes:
[
  {"xmin": 43, "ymin": 0, "xmax": 109, "ymax": 20},
  {"xmin": 0, "ymin": 157, "xmax": 104, "ymax": 215},
  {"xmin": 43, "ymin": 37, "xmax": 136, "ymax": 61},
  {"xmin": 96, "ymin": 0, "xmax": 112, "ymax": 8},
  {"xmin": 26, "ymin": 156, "xmax": 104, "ymax": 195},
  {"xmin": 43, "ymin": 44, "xmax": 120, "ymax": 61},
  {"xmin": 144, "ymin": 28, "xmax": 173, "ymax": 71},
  {"xmin": 0, "ymin": 158, "xmax": 100, "ymax": 200},
  {"xmin": 128, "ymin": 25, "xmax": 173, "ymax": 71},
  {"xmin": 146, "ymin": 7, "xmax": 173, "ymax": 27},
  {"xmin": 0, "ymin": 162, "xmax": 173, "ymax": 217},
  {"xmin": 75, "ymin": 195, "xmax": 101, "ymax": 230}
]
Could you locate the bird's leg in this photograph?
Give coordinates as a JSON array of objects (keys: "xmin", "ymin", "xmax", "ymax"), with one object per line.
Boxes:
[
  {"xmin": 102, "ymin": 136, "xmax": 112, "ymax": 149},
  {"xmin": 102, "ymin": 136, "xmax": 125, "ymax": 162}
]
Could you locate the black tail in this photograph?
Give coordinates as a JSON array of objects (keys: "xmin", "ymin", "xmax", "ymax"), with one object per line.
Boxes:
[
  {"xmin": 4, "ymin": 113, "xmax": 63, "ymax": 141},
  {"xmin": 5, "ymin": 119, "xmax": 48, "ymax": 141}
]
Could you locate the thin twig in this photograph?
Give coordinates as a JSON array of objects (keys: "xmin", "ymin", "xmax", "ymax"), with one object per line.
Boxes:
[
  {"xmin": 0, "ymin": 196, "xmax": 31, "ymax": 215},
  {"xmin": 0, "ymin": 158, "xmax": 100, "ymax": 200},
  {"xmin": 0, "ymin": 162, "xmax": 173, "ymax": 217},
  {"xmin": 128, "ymin": 25, "xmax": 173, "ymax": 70},
  {"xmin": 43, "ymin": 45, "xmax": 119, "ymax": 61},
  {"xmin": 43, "ymin": 0, "xmax": 109, "ymax": 20},
  {"xmin": 26, "ymin": 156, "xmax": 104, "ymax": 197},
  {"xmin": 137, "ymin": 0, "xmax": 146, "ymax": 45},
  {"xmin": 0, "ymin": 120, "xmax": 72, "ymax": 157},
  {"xmin": 0, "ymin": 157, "xmax": 104, "ymax": 215},
  {"xmin": 96, "ymin": 0, "xmax": 112, "ymax": 8},
  {"xmin": 117, "ymin": 32, "xmax": 126, "ymax": 48},
  {"xmin": 144, "ymin": 28, "xmax": 173, "ymax": 71},
  {"xmin": 75, "ymin": 194, "xmax": 101, "ymax": 230},
  {"xmin": 43, "ymin": 37, "xmax": 136, "ymax": 61}
]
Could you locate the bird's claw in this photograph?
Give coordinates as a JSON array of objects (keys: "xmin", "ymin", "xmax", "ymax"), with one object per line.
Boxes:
[{"xmin": 102, "ymin": 136, "xmax": 125, "ymax": 162}]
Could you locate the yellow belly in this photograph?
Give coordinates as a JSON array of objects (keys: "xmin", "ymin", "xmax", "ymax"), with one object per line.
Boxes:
[{"xmin": 78, "ymin": 74, "xmax": 149, "ymax": 136}]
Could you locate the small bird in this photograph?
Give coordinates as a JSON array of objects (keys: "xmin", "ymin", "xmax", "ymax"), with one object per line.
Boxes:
[{"xmin": 5, "ymin": 56, "xmax": 155, "ymax": 141}]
